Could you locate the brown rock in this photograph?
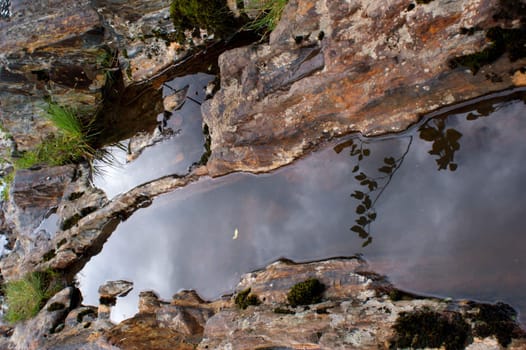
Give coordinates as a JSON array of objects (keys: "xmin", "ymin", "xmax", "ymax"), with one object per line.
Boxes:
[
  {"xmin": 10, "ymin": 287, "xmax": 82, "ymax": 350},
  {"xmin": 98, "ymin": 280, "xmax": 133, "ymax": 299},
  {"xmin": 203, "ymin": 0, "xmax": 526, "ymax": 175},
  {"xmin": 0, "ymin": 0, "xmax": 106, "ymax": 151}
]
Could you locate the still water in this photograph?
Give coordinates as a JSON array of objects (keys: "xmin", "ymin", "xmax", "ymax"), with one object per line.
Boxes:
[
  {"xmin": 93, "ymin": 73, "xmax": 213, "ymax": 198},
  {"xmin": 79, "ymin": 91, "xmax": 526, "ymax": 324}
]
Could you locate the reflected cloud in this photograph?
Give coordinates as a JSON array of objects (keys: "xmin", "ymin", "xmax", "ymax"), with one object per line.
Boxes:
[{"xmin": 79, "ymin": 95, "xmax": 526, "ymax": 325}]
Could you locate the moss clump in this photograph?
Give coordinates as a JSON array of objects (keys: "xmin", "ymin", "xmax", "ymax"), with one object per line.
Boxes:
[
  {"xmin": 60, "ymin": 213, "xmax": 82, "ymax": 231},
  {"xmin": 169, "ymin": 0, "xmax": 240, "ymax": 43},
  {"xmin": 391, "ymin": 309, "xmax": 470, "ymax": 350},
  {"xmin": 473, "ymin": 302, "xmax": 523, "ymax": 347},
  {"xmin": 42, "ymin": 249, "xmax": 56, "ymax": 262},
  {"xmin": 286, "ymin": 278, "xmax": 325, "ymax": 307},
  {"xmin": 3, "ymin": 270, "xmax": 65, "ymax": 323},
  {"xmin": 234, "ymin": 288, "xmax": 261, "ymax": 309},
  {"xmin": 449, "ymin": 26, "xmax": 526, "ymax": 74}
]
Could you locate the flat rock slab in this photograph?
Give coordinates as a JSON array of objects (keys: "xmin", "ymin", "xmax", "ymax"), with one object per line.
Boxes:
[{"xmin": 203, "ymin": 0, "xmax": 526, "ymax": 175}]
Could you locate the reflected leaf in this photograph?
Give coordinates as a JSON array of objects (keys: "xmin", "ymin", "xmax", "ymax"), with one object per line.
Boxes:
[
  {"xmin": 379, "ymin": 166, "xmax": 392, "ymax": 174},
  {"xmin": 419, "ymin": 126, "xmax": 439, "ymax": 141},
  {"xmin": 351, "ymin": 225, "xmax": 368, "ymax": 238},
  {"xmin": 355, "ymin": 173, "xmax": 366, "ymax": 181},
  {"xmin": 367, "ymin": 212, "xmax": 377, "ymax": 220},
  {"xmin": 362, "ymin": 237, "xmax": 372, "ymax": 247},
  {"xmin": 351, "ymin": 190, "xmax": 364, "ymax": 200},
  {"xmin": 446, "ymin": 129, "xmax": 462, "ymax": 142},
  {"xmin": 449, "ymin": 163, "xmax": 458, "ymax": 171},
  {"xmin": 363, "ymin": 149, "xmax": 370, "ymax": 156},
  {"xmin": 356, "ymin": 216, "xmax": 369, "ymax": 226},
  {"xmin": 364, "ymin": 196, "xmax": 372, "ymax": 209},
  {"xmin": 356, "ymin": 205, "xmax": 366, "ymax": 214},
  {"xmin": 333, "ymin": 139, "xmax": 354, "ymax": 153},
  {"xmin": 352, "ymin": 165, "xmax": 359, "ymax": 173},
  {"xmin": 384, "ymin": 157, "xmax": 396, "ymax": 165},
  {"xmin": 368, "ymin": 181, "xmax": 378, "ymax": 191}
]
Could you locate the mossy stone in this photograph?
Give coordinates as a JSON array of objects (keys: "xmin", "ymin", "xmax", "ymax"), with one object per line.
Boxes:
[
  {"xmin": 391, "ymin": 309, "xmax": 470, "ymax": 350},
  {"xmin": 286, "ymin": 278, "xmax": 325, "ymax": 307},
  {"xmin": 235, "ymin": 288, "xmax": 261, "ymax": 309}
]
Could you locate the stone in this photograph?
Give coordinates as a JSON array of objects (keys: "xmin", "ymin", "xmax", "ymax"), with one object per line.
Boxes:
[
  {"xmin": 163, "ymin": 85, "xmax": 189, "ymax": 111},
  {"xmin": 10, "ymin": 287, "xmax": 82, "ymax": 350},
  {"xmin": 98, "ymin": 280, "xmax": 133, "ymax": 299},
  {"xmin": 0, "ymin": 0, "xmax": 106, "ymax": 151},
  {"xmin": 197, "ymin": 257, "xmax": 526, "ymax": 350},
  {"xmin": 4, "ymin": 165, "xmax": 75, "ymax": 236},
  {"xmin": 202, "ymin": 0, "xmax": 526, "ymax": 175}
]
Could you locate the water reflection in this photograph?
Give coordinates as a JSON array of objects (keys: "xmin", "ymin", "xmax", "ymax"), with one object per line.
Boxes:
[
  {"xmin": 92, "ymin": 73, "xmax": 214, "ymax": 198},
  {"xmin": 79, "ymin": 93, "xmax": 526, "ymax": 325}
]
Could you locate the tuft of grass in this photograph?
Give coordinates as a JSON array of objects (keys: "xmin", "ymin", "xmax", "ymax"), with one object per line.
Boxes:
[
  {"xmin": 170, "ymin": 0, "xmax": 239, "ymax": 43},
  {"xmin": 13, "ymin": 103, "xmax": 96, "ymax": 169},
  {"xmin": 1, "ymin": 171, "xmax": 14, "ymax": 201},
  {"xmin": 245, "ymin": 0, "xmax": 288, "ymax": 33},
  {"xmin": 3, "ymin": 270, "xmax": 65, "ymax": 323}
]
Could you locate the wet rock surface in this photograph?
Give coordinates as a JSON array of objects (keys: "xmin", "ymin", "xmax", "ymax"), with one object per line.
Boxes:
[
  {"xmin": 203, "ymin": 0, "xmax": 526, "ymax": 175},
  {"xmin": 0, "ymin": 0, "xmax": 106, "ymax": 151},
  {"xmin": 1, "ymin": 0, "xmax": 526, "ymax": 348},
  {"xmin": 1, "ymin": 258, "xmax": 524, "ymax": 350}
]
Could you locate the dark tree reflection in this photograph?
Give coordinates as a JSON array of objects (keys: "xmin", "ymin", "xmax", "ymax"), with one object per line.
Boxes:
[
  {"xmin": 419, "ymin": 119, "xmax": 462, "ymax": 171},
  {"xmin": 334, "ymin": 137, "xmax": 412, "ymax": 247}
]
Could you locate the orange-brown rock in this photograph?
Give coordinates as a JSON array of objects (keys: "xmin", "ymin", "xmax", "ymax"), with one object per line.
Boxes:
[{"xmin": 203, "ymin": 0, "xmax": 526, "ymax": 175}]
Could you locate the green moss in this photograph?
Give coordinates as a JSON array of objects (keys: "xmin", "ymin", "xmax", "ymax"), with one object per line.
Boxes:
[
  {"xmin": 56, "ymin": 238, "xmax": 67, "ymax": 249},
  {"xmin": 286, "ymin": 278, "xmax": 325, "ymax": 307},
  {"xmin": 60, "ymin": 213, "xmax": 82, "ymax": 231},
  {"xmin": 42, "ymin": 249, "xmax": 56, "ymax": 262},
  {"xmin": 391, "ymin": 309, "xmax": 470, "ymax": 350},
  {"xmin": 1, "ymin": 171, "xmax": 14, "ymax": 201},
  {"xmin": 273, "ymin": 307, "xmax": 295, "ymax": 314},
  {"xmin": 3, "ymin": 270, "xmax": 65, "ymax": 323},
  {"xmin": 449, "ymin": 26, "xmax": 526, "ymax": 74},
  {"xmin": 169, "ymin": 0, "xmax": 240, "ymax": 43},
  {"xmin": 473, "ymin": 302, "xmax": 522, "ymax": 347},
  {"xmin": 234, "ymin": 288, "xmax": 261, "ymax": 309}
]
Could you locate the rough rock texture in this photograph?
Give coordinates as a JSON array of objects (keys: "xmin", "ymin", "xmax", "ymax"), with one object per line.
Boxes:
[
  {"xmin": 0, "ymin": 167, "xmax": 206, "ymax": 281},
  {"xmin": 9, "ymin": 287, "xmax": 82, "ymax": 350},
  {"xmin": 0, "ymin": 162, "xmax": 109, "ymax": 280},
  {"xmin": 203, "ymin": 0, "xmax": 526, "ymax": 175},
  {"xmin": 2, "ymin": 258, "xmax": 524, "ymax": 350},
  {"xmin": 0, "ymin": 0, "xmax": 107, "ymax": 151},
  {"xmin": 3, "ymin": 165, "xmax": 75, "ymax": 237}
]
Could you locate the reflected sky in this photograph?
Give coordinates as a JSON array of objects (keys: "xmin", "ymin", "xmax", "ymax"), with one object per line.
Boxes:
[
  {"xmin": 78, "ymin": 96, "xmax": 526, "ymax": 325},
  {"xmin": 92, "ymin": 73, "xmax": 214, "ymax": 198}
]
